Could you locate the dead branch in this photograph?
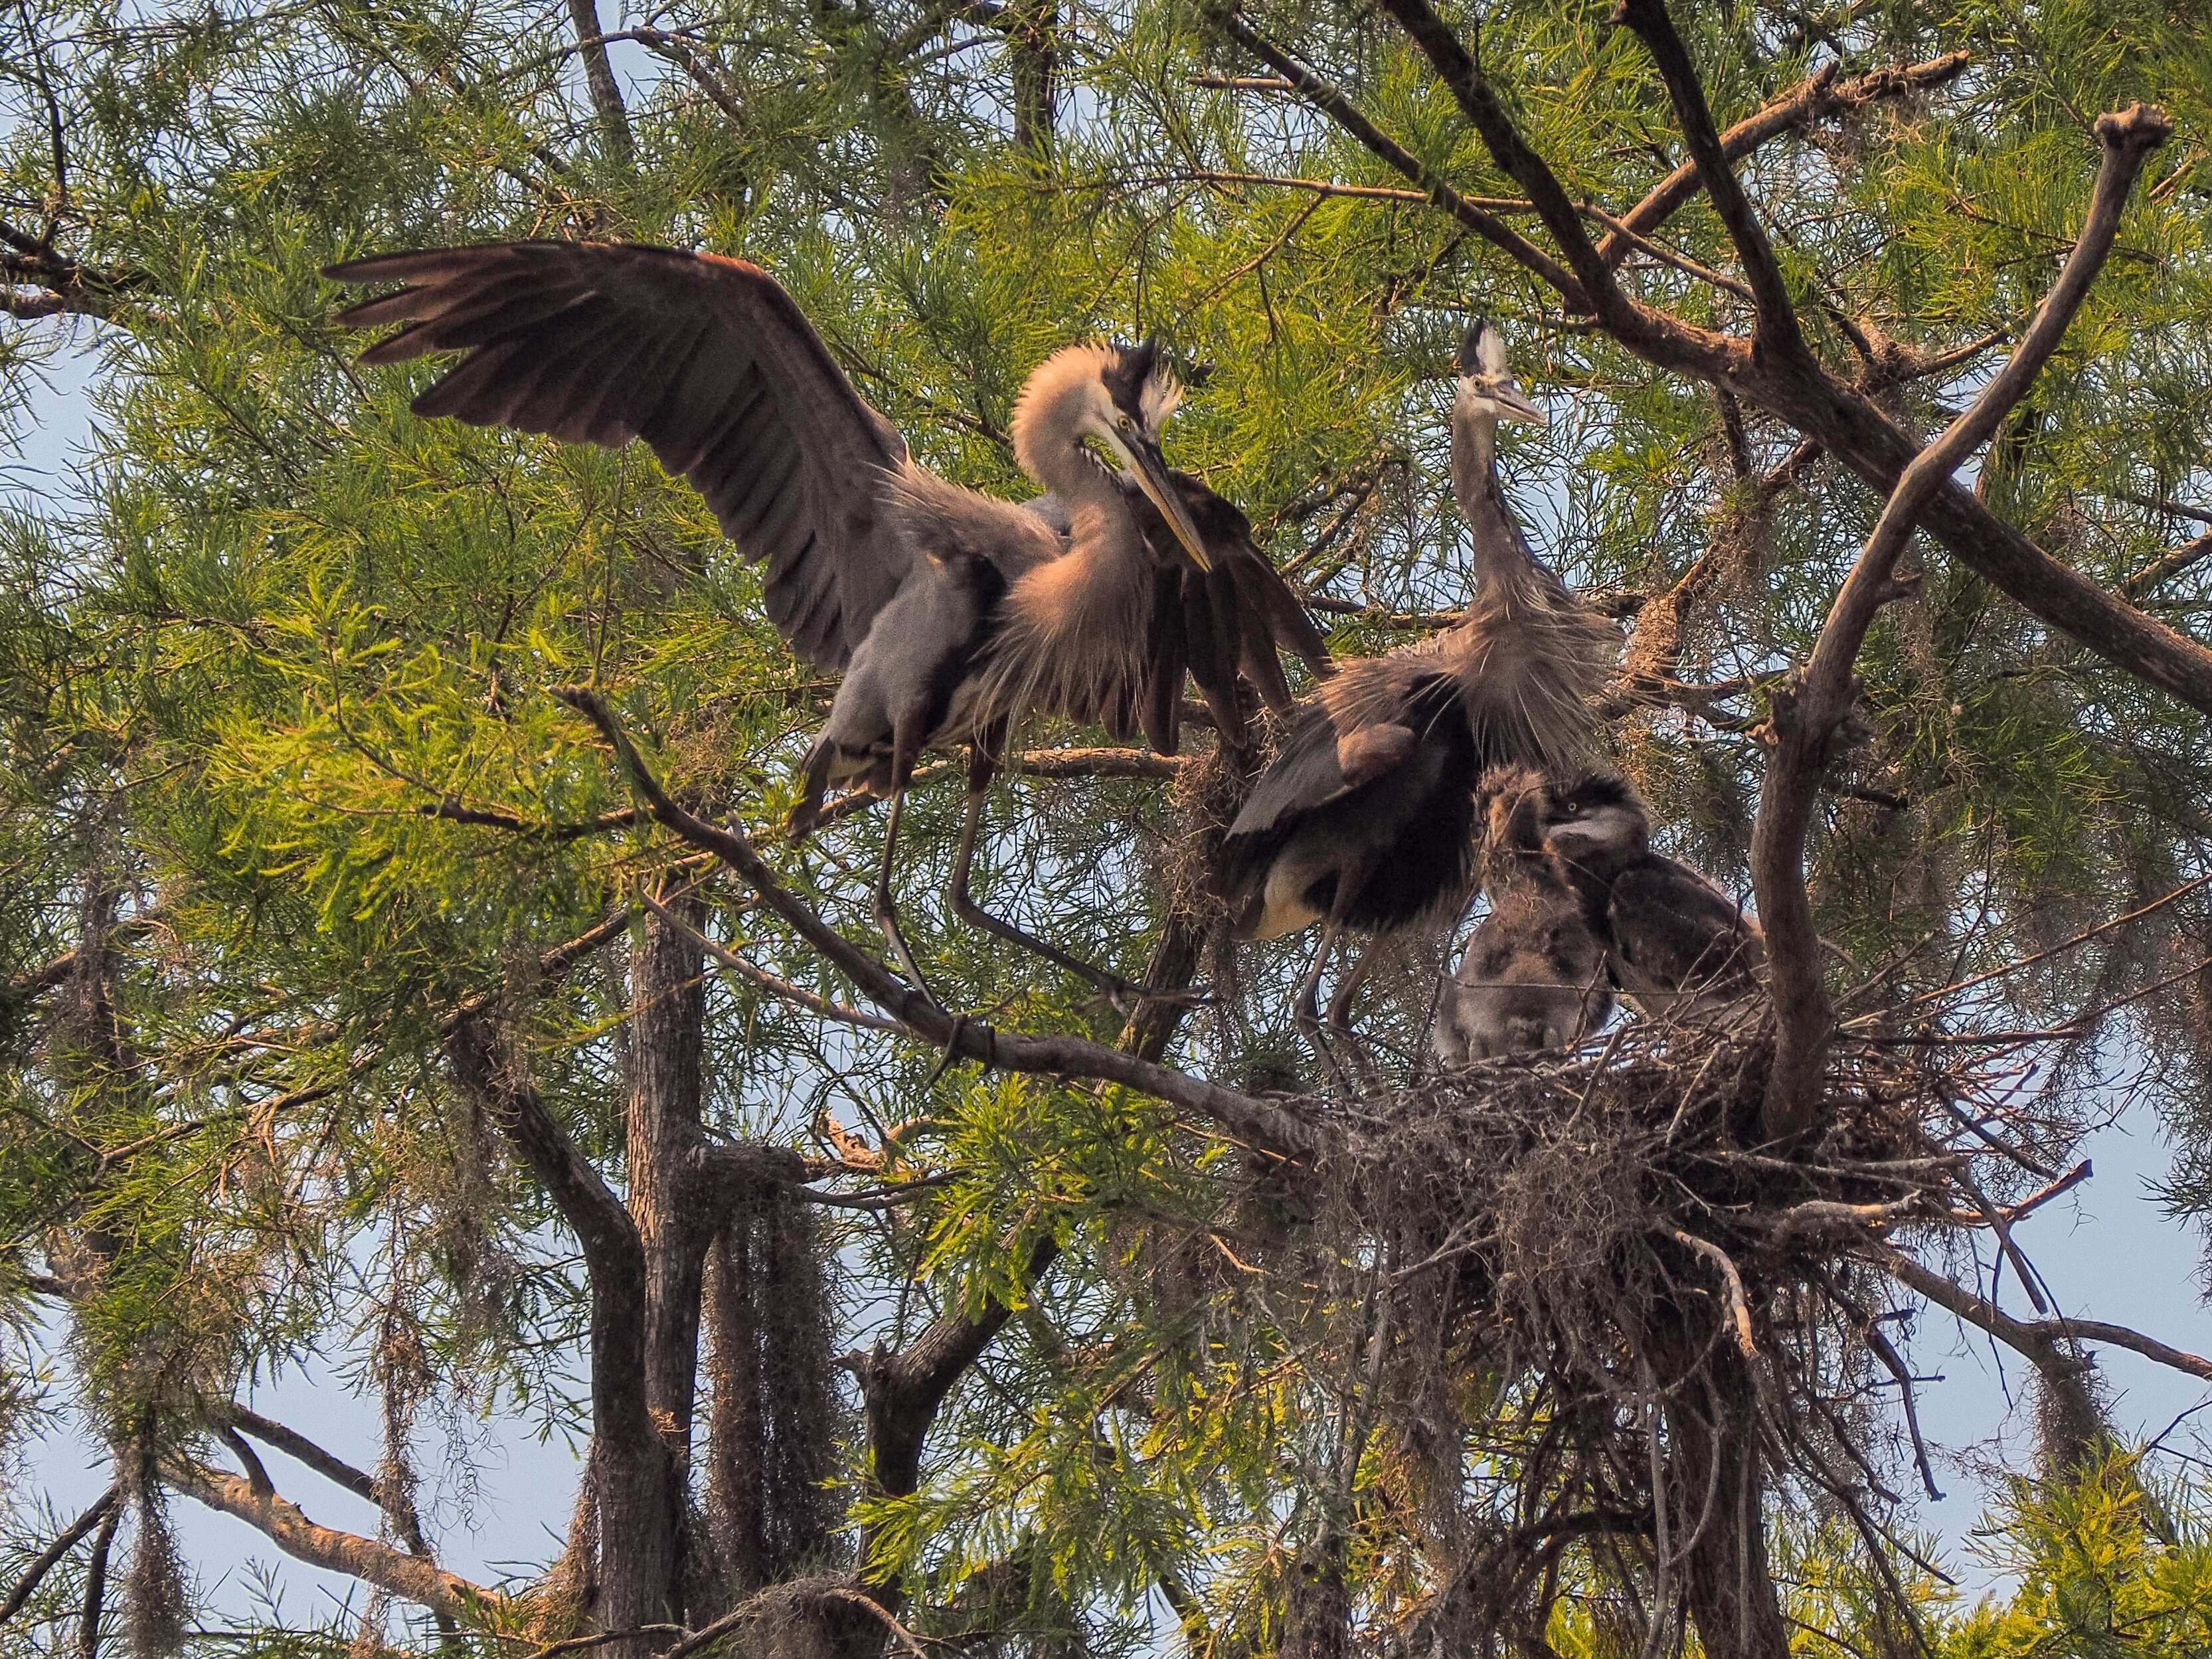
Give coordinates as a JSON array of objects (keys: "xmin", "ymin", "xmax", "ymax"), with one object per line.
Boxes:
[
  {"xmin": 167, "ymin": 1460, "xmax": 501, "ymax": 1622},
  {"xmin": 1667, "ymin": 1229, "xmax": 1757, "ymax": 1355},
  {"xmin": 1885, "ymin": 1251, "xmax": 2212, "ymax": 1385}
]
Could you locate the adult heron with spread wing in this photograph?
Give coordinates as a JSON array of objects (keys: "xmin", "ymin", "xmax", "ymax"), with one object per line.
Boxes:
[
  {"xmin": 1220, "ymin": 319, "xmax": 1618, "ymax": 1043},
  {"xmin": 327, "ymin": 241, "xmax": 1323, "ymax": 1003}
]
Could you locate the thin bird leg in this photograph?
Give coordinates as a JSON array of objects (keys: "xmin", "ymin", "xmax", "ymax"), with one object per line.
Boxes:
[
  {"xmin": 1294, "ymin": 916, "xmax": 1362, "ymax": 1092},
  {"xmin": 871, "ymin": 788, "xmax": 940, "ymax": 1011},
  {"xmin": 873, "ymin": 715, "xmax": 942, "ymax": 1011},
  {"xmin": 948, "ymin": 739, "xmax": 1202, "ymax": 1011},
  {"xmin": 1325, "ymin": 940, "xmax": 1377, "ymax": 1031}
]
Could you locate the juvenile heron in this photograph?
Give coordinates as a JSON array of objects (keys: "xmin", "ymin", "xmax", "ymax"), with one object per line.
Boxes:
[
  {"xmin": 1542, "ymin": 772, "xmax": 1766, "ymax": 1027},
  {"xmin": 327, "ymin": 241, "xmax": 1323, "ymax": 1002},
  {"xmin": 1220, "ymin": 319, "xmax": 1617, "ymax": 1038},
  {"xmin": 1434, "ymin": 766, "xmax": 1614, "ymax": 1064}
]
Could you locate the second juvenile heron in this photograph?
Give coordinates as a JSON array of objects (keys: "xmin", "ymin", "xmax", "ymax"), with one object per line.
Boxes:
[{"xmin": 1221, "ymin": 319, "xmax": 1618, "ymax": 1039}]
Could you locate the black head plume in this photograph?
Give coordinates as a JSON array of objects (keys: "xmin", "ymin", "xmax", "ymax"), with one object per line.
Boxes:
[{"xmin": 1102, "ymin": 338, "xmax": 1161, "ymax": 422}]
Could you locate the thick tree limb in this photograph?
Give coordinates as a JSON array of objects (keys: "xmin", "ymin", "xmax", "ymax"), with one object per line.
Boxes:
[
  {"xmin": 550, "ymin": 687, "xmax": 1312, "ymax": 1160},
  {"xmin": 446, "ymin": 1011, "xmax": 660, "ymax": 1476},
  {"xmin": 1610, "ymin": 0, "xmax": 1803, "ymax": 352},
  {"xmin": 1600, "ymin": 53, "xmax": 1972, "ymax": 266},
  {"xmin": 168, "ymin": 1461, "xmax": 501, "ymax": 1621},
  {"xmin": 1369, "ymin": 0, "xmax": 1630, "ymax": 329},
  {"xmin": 564, "ymin": 0, "xmax": 634, "ymax": 158},
  {"xmin": 0, "ymin": 1486, "xmax": 117, "ymax": 1625},
  {"xmin": 1751, "ymin": 102, "xmax": 2172, "ymax": 1140},
  {"xmin": 1208, "ymin": 9, "xmax": 1586, "ymax": 305},
  {"xmin": 1885, "ymin": 1251, "xmax": 2212, "ymax": 1385}
]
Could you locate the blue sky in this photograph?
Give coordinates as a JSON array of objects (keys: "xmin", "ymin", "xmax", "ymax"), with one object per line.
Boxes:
[{"xmin": 9, "ymin": 327, "xmax": 2211, "ymax": 1636}]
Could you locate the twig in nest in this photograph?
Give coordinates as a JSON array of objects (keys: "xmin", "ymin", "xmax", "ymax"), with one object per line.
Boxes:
[{"xmin": 1665, "ymin": 1229, "xmax": 1757, "ymax": 1356}]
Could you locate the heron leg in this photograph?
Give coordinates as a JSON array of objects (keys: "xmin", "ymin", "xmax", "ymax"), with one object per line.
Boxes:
[
  {"xmin": 948, "ymin": 737, "xmax": 1202, "ymax": 1013},
  {"xmin": 1292, "ymin": 917, "xmax": 1361, "ymax": 1091},
  {"xmin": 872, "ymin": 715, "xmax": 942, "ymax": 1011},
  {"xmin": 1325, "ymin": 942, "xmax": 1376, "ymax": 1031}
]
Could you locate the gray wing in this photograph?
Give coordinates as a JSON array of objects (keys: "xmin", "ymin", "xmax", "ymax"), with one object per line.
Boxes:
[
  {"xmin": 1606, "ymin": 856, "xmax": 1765, "ymax": 1000},
  {"xmin": 327, "ymin": 240, "xmax": 912, "ymax": 670}
]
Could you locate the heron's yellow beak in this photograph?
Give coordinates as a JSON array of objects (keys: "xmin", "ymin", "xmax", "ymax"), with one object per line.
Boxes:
[{"xmin": 1118, "ymin": 433, "xmax": 1213, "ymax": 572}]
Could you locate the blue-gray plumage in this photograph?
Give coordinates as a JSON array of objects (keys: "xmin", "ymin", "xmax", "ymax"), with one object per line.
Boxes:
[
  {"xmin": 1219, "ymin": 319, "xmax": 1618, "ymax": 1036},
  {"xmin": 325, "ymin": 240, "xmax": 1323, "ymax": 1003}
]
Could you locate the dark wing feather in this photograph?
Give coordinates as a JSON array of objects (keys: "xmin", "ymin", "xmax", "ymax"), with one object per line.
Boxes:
[
  {"xmin": 328, "ymin": 240, "xmax": 912, "ymax": 669},
  {"xmin": 1606, "ymin": 857, "xmax": 1766, "ymax": 998}
]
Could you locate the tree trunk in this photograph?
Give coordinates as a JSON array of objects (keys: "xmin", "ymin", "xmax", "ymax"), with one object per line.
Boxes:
[
  {"xmin": 618, "ymin": 893, "xmax": 711, "ymax": 1628},
  {"xmin": 1652, "ymin": 1328, "xmax": 1789, "ymax": 1659},
  {"xmin": 1005, "ymin": 0, "xmax": 1058, "ymax": 157}
]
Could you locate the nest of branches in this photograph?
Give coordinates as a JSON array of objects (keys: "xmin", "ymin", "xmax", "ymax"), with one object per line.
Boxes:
[{"xmin": 1248, "ymin": 1017, "xmax": 2081, "ymax": 1647}]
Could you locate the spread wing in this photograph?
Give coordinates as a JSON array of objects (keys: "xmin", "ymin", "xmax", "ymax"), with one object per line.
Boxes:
[
  {"xmin": 327, "ymin": 240, "xmax": 912, "ymax": 670},
  {"xmin": 1606, "ymin": 857, "xmax": 1766, "ymax": 1000}
]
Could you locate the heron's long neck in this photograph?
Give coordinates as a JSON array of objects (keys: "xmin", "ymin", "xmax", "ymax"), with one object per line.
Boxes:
[{"xmin": 1450, "ymin": 389, "xmax": 1499, "ymax": 530}]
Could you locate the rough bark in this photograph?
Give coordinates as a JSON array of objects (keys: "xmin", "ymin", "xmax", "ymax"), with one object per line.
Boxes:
[
  {"xmin": 167, "ymin": 1464, "xmax": 498, "ymax": 1622},
  {"xmin": 1647, "ymin": 1324, "xmax": 1790, "ymax": 1659},
  {"xmin": 628, "ymin": 893, "xmax": 711, "ymax": 1620},
  {"xmin": 446, "ymin": 1012, "xmax": 673, "ymax": 1654}
]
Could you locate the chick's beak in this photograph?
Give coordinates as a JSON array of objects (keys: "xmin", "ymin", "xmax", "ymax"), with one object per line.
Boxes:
[{"xmin": 1116, "ymin": 432, "xmax": 1213, "ymax": 572}]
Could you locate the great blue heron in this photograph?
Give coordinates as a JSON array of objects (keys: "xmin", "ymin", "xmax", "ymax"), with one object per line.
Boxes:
[
  {"xmin": 1219, "ymin": 319, "xmax": 1618, "ymax": 1039},
  {"xmin": 1434, "ymin": 765, "xmax": 1614, "ymax": 1063},
  {"xmin": 1542, "ymin": 771, "xmax": 1766, "ymax": 1027},
  {"xmin": 326, "ymin": 241, "xmax": 1323, "ymax": 1002}
]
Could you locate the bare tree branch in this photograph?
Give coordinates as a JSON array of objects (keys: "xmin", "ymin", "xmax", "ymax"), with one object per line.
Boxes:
[
  {"xmin": 0, "ymin": 1486, "xmax": 117, "ymax": 1626},
  {"xmin": 1601, "ymin": 52, "xmax": 1972, "ymax": 266},
  {"xmin": 1752, "ymin": 102, "xmax": 2172, "ymax": 1140},
  {"xmin": 1208, "ymin": 8, "xmax": 1586, "ymax": 304},
  {"xmin": 564, "ymin": 0, "xmax": 634, "ymax": 158},
  {"xmin": 2123, "ymin": 527, "xmax": 2212, "ymax": 599},
  {"xmin": 1610, "ymin": 0, "xmax": 1803, "ymax": 351},
  {"xmin": 168, "ymin": 1461, "xmax": 502, "ymax": 1622},
  {"xmin": 549, "ymin": 687, "xmax": 1312, "ymax": 1160},
  {"xmin": 1885, "ymin": 1251, "xmax": 2212, "ymax": 1385}
]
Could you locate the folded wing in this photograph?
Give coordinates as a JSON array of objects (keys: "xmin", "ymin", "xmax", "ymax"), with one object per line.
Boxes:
[{"xmin": 327, "ymin": 240, "xmax": 912, "ymax": 670}]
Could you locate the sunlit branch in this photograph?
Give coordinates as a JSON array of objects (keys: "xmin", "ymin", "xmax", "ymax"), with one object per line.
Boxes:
[{"xmin": 167, "ymin": 1460, "xmax": 502, "ymax": 1622}]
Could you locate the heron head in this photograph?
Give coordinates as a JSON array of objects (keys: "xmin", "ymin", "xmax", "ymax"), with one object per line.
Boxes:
[
  {"xmin": 1541, "ymin": 771, "xmax": 1651, "ymax": 861},
  {"xmin": 1086, "ymin": 339, "xmax": 1212, "ymax": 572},
  {"xmin": 1456, "ymin": 317, "xmax": 1547, "ymax": 426}
]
